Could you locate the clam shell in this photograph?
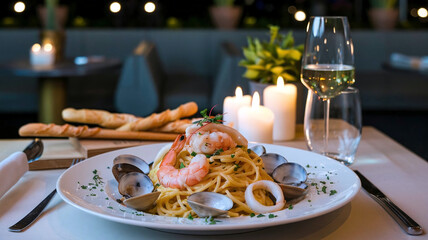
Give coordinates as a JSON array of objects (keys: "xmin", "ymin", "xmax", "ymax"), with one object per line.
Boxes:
[
  {"xmin": 187, "ymin": 192, "xmax": 233, "ymax": 218},
  {"xmin": 123, "ymin": 191, "xmax": 161, "ymax": 211},
  {"xmin": 112, "ymin": 154, "xmax": 150, "ymax": 182},
  {"xmin": 261, "ymin": 153, "xmax": 288, "ymax": 175},
  {"xmin": 249, "ymin": 145, "xmax": 266, "ymax": 156},
  {"xmin": 271, "ymin": 162, "xmax": 307, "ymax": 185},
  {"xmin": 118, "ymin": 172, "xmax": 154, "ymax": 197}
]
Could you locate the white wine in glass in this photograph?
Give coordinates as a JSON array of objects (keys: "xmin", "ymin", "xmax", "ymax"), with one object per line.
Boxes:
[{"xmin": 301, "ymin": 16, "xmax": 355, "ymax": 155}]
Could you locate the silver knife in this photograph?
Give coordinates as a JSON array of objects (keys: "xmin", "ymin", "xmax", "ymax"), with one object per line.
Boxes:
[
  {"xmin": 354, "ymin": 170, "xmax": 423, "ymax": 235},
  {"xmin": 0, "ymin": 139, "xmax": 43, "ymax": 198}
]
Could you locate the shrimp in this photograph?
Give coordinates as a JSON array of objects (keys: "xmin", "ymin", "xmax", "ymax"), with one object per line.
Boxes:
[
  {"xmin": 184, "ymin": 123, "xmax": 239, "ymax": 155},
  {"xmin": 157, "ymin": 134, "xmax": 210, "ymax": 189}
]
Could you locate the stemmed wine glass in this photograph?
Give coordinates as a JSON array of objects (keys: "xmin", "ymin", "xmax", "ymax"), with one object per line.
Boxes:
[{"xmin": 301, "ymin": 16, "xmax": 355, "ymax": 156}]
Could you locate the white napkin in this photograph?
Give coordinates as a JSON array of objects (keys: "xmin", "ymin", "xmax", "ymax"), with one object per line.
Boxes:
[
  {"xmin": 0, "ymin": 152, "xmax": 28, "ymax": 199},
  {"xmin": 390, "ymin": 53, "xmax": 428, "ymax": 71}
]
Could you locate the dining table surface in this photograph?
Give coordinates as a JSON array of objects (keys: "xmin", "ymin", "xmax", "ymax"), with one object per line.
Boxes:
[{"xmin": 0, "ymin": 126, "xmax": 427, "ymax": 240}]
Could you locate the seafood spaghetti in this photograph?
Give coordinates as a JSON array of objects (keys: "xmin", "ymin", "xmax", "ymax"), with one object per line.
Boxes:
[{"xmin": 147, "ymin": 117, "xmax": 277, "ymax": 218}]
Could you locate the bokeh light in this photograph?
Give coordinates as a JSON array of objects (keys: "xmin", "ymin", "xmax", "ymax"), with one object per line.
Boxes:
[
  {"xmin": 14, "ymin": 2, "xmax": 25, "ymax": 13},
  {"xmin": 110, "ymin": 2, "xmax": 121, "ymax": 13},
  {"xmin": 294, "ymin": 11, "xmax": 306, "ymax": 22},
  {"xmin": 144, "ymin": 2, "xmax": 156, "ymax": 13},
  {"xmin": 417, "ymin": 8, "xmax": 428, "ymax": 18}
]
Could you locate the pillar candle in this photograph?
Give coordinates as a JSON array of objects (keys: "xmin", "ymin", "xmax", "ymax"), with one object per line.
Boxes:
[
  {"xmin": 223, "ymin": 86, "xmax": 251, "ymax": 129},
  {"xmin": 30, "ymin": 43, "xmax": 55, "ymax": 67},
  {"xmin": 263, "ymin": 77, "xmax": 297, "ymax": 141},
  {"xmin": 238, "ymin": 91, "xmax": 274, "ymax": 143}
]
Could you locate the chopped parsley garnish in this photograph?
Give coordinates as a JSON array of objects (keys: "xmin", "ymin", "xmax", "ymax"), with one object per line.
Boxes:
[
  {"xmin": 268, "ymin": 214, "xmax": 277, "ymax": 219},
  {"xmin": 90, "ymin": 193, "xmax": 96, "ymax": 196},
  {"xmin": 80, "ymin": 185, "xmax": 88, "ymax": 189},
  {"xmin": 311, "ymin": 182, "xmax": 317, "ymax": 186},
  {"xmin": 250, "ymin": 213, "xmax": 256, "ymax": 217},
  {"xmin": 187, "ymin": 213, "xmax": 194, "ymax": 220},
  {"xmin": 329, "ymin": 190, "xmax": 337, "ymax": 196},
  {"xmin": 320, "ymin": 181, "xmax": 326, "ymax": 184},
  {"xmin": 288, "ymin": 204, "xmax": 294, "ymax": 210},
  {"xmin": 306, "ymin": 164, "xmax": 310, "ymax": 168},
  {"xmin": 247, "ymin": 149, "xmax": 252, "ymax": 154},
  {"xmin": 234, "ymin": 164, "xmax": 241, "ymax": 171},
  {"xmin": 92, "ymin": 170, "xmax": 97, "ymax": 175},
  {"xmin": 308, "ymin": 199, "xmax": 311, "ymax": 202},
  {"xmin": 322, "ymin": 186, "xmax": 327, "ymax": 194},
  {"xmin": 105, "ymin": 197, "xmax": 109, "ymax": 200},
  {"xmin": 155, "ymin": 183, "xmax": 161, "ymax": 187},
  {"xmin": 107, "ymin": 206, "xmax": 113, "ymax": 209},
  {"xmin": 179, "ymin": 162, "xmax": 185, "ymax": 169},
  {"xmin": 236, "ymin": 145, "xmax": 243, "ymax": 148},
  {"xmin": 204, "ymin": 216, "xmax": 221, "ymax": 225},
  {"xmin": 193, "ymin": 109, "xmax": 223, "ymax": 126},
  {"xmin": 213, "ymin": 149, "xmax": 224, "ymax": 156},
  {"xmin": 205, "ymin": 154, "xmax": 212, "ymax": 158},
  {"xmin": 256, "ymin": 214, "xmax": 265, "ymax": 218},
  {"xmin": 191, "ymin": 151, "xmax": 197, "ymax": 157},
  {"xmin": 231, "ymin": 154, "xmax": 235, "ymax": 158}
]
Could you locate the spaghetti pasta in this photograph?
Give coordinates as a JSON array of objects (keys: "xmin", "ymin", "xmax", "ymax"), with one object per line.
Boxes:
[{"xmin": 148, "ymin": 145, "xmax": 275, "ymax": 218}]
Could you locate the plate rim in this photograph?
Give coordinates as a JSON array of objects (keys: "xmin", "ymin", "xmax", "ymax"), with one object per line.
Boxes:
[{"xmin": 56, "ymin": 142, "xmax": 361, "ymax": 231}]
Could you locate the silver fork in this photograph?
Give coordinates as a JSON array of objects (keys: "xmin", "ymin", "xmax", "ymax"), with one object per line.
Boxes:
[{"xmin": 9, "ymin": 158, "xmax": 84, "ymax": 232}]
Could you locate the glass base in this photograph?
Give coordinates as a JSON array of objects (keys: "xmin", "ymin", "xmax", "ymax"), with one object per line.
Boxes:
[{"xmin": 323, "ymin": 152, "xmax": 354, "ymax": 166}]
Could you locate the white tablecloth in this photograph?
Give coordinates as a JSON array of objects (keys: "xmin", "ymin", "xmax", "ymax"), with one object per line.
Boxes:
[{"xmin": 1, "ymin": 127, "xmax": 427, "ymax": 240}]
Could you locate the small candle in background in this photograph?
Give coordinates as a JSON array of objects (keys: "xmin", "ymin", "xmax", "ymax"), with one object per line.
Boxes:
[
  {"xmin": 223, "ymin": 86, "xmax": 251, "ymax": 129},
  {"xmin": 238, "ymin": 91, "xmax": 274, "ymax": 143},
  {"xmin": 30, "ymin": 43, "xmax": 55, "ymax": 67},
  {"xmin": 263, "ymin": 76, "xmax": 297, "ymax": 141}
]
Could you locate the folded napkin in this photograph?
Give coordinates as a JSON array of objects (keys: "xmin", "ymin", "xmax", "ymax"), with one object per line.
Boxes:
[
  {"xmin": 390, "ymin": 53, "xmax": 428, "ymax": 71},
  {"xmin": 0, "ymin": 152, "xmax": 29, "ymax": 199}
]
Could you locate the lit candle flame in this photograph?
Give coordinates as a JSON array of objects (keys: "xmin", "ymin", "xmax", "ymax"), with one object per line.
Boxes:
[
  {"xmin": 43, "ymin": 43, "xmax": 53, "ymax": 52},
  {"xmin": 252, "ymin": 91, "xmax": 260, "ymax": 108},
  {"xmin": 277, "ymin": 76, "xmax": 285, "ymax": 89},
  {"xmin": 235, "ymin": 86, "xmax": 243, "ymax": 99},
  {"xmin": 32, "ymin": 43, "xmax": 41, "ymax": 52}
]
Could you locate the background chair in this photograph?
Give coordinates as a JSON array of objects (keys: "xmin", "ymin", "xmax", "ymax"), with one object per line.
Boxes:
[{"xmin": 114, "ymin": 41, "xmax": 164, "ymax": 117}]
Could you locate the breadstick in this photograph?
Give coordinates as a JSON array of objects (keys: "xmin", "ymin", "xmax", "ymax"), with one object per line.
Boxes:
[
  {"xmin": 19, "ymin": 123, "xmax": 177, "ymax": 141},
  {"xmin": 151, "ymin": 119, "xmax": 192, "ymax": 133},
  {"xmin": 62, "ymin": 108, "xmax": 139, "ymax": 128},
  {"xmin": 116, "ymin": 102, "xmax": 198, "ymax": 132}
]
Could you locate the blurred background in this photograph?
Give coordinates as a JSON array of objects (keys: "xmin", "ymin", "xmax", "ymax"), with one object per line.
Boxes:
[{"xmin": 0, "ymin": 0, "xmax": 427, "ymax": 160}]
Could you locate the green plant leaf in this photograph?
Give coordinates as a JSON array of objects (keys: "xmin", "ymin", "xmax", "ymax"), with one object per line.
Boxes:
[
  {"xmin": 281, "ymin": 31, "xmax": 294, "ymax": 49},
  {"xmin": 270, "ymin": 66, "xmax": 284, "ymax": 75},
  {"xmin": 243, "ymin": 69, "xmax": 260, "ymax": 79},
  {"xmin": 280, "ymin": 72, "xmax": 297, "ymax": 81},
  {"xmin": 247, "ymin": 37, "xmax": 255, "ymax": 52},
  {"xmin": 243, "ymin": 48, "xmax": 257, "ymax": 62},
  {"xmin": 277, "ymin": 48, "xmax": 302, "ymax": 61},
  {"xmin": 245, "ymin": 64, "xmax": 266, "ymax": 70},
  {"xmin": 296, "ymin": 44, "xmax": 304, "ymax": 52}
]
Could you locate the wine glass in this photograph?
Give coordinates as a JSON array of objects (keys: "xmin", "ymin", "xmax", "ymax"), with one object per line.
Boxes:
[{"xmin": 301, "ymin": 16, "xmax": 355, "ymax": 158}]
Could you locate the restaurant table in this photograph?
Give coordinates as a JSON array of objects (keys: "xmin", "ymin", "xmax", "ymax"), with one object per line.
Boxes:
[
  {"xmin": 0, "ymin": 57, "xmax": 122, "ymax": 124},
  {"xmin": 0, "ymin": 126, "xmax": 427, "ymax": 240}
]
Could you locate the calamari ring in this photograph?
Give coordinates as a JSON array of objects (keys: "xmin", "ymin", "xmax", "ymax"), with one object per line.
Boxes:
[{"xmin": 245, "ymin": 180, "xmax": 285, "ymax": 213}]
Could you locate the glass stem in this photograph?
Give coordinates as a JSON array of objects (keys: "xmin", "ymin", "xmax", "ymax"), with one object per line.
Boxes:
[{"xmin": 324, "ymin": 98, "xmax": 330, "ymax": 154}]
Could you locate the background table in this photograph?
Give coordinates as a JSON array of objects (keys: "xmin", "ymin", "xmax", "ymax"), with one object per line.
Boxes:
[
  {"xmin": 0, "ymin": 127, "xmax": 427, "ymax": 239},
  {"xmin": 0, "ymin": 57, "xmax": 121, "ymax": 124}
]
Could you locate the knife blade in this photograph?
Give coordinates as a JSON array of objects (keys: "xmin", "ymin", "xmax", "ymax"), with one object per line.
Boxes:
[
  {"xmin": 354, "ymin": 170, "xmax": 423, "ymax": 235},
  {"xmin": 0, "ymin": 139, "xmax": 43, "ymax": 199}
]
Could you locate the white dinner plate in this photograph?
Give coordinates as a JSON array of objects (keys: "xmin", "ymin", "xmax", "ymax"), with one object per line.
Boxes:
[{"xmin": 57, "ymin": 143, "xmax": 361, "ymax": 235}]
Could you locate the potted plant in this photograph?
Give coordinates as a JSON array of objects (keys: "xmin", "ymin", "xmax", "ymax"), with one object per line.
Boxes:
[
  {"xmin": 239, "ymin": 25, "xmax": 304, "ymax": 96},
  {"xmin": 37, "ymin": 0, "xmax": 68, "ymax": 62},
  {"xmin": 209, "ymin": 0, "xmax": 242, "ymax": 29},
  {"xmin": 368, "ymin": 0, "xmax": 398, "ymax": 30}
]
